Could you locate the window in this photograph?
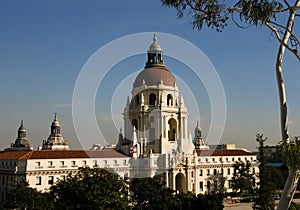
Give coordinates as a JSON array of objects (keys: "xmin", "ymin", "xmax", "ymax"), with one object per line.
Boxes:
[
  {"xmin": 135, "ymin": 95, "xmax": 140, "ymax": 106},
  {"xmin": 212, "ymin": 158, "xmax": 215, "ymax": 162},
  {"xmin": 83, "ymin": 160, "xmax": 87, "ymax": 166},
  {"xmin": 104, "ymin": 160, "xmax": 108, "ymax": 165},
  {"xmin": 213, "ymin": 169, "xmax": 217, "ymax": 175},
  {"xmin": 36, "ymin": 177, "xmax": 41, "ymax": 185},
  {"xmin": 253, "ymin": 167, "xmax": 255, "ymax": 173},
  {"xmin": 60, "ymin": 175, "xmax": 66, "ymax": 181},
  {"xmin": 226, "ymin": 158, "xmax": 229, "ymax": 162},
  {"xmin": 60, "ymin": 161, "xmax": 65, "ymax": 167},
  {"xmin": 191, "ymin": 171, "xmax": 194, "ymax": 178},
  {"xmin": 198, "ymin": 158, "xmax": 201, "ymax": 163},
  {"xmin": 207, "ymin": 181, "xmax": 211, "ymax": 190},
  {"xmin": 232, "ymin": 158, "xmax": 235, "ymax": 161},
  {"xmin": 48, "ymin": 161, "xmax": 53, "ymax": 168},
  {"xmin": 199, "ymin": 169, "xmax": 203, "ymax": 176},
  {"xmin": 199, "ymin": 181, "xmax": 203, "ymax": 191},
  {"xmin": 123, "ymin": 160, "xmax": 127, "ymax": 165},
  {"xmin": 149, "ymin": 93, "xmax": 156, "ymax": 105},
  {"xmin": 167, "ymin": 94, "xmax": 173, "ymax": 106},
  {"xmin": 71, "ymin": 161, "xmax": 76, "ymax": 167},
  {"xmin": 48, "ymin": 176, "xmax": 54, "ymax": 185},
  {"xmin": 114, "ymin": 160, "xmax": 118, "ymax": 165},
  {"xmin": 227, "ymin": 168, "xmax": 230, "ymax": 175},
  {"xmin": 35, "ymin": 162, "xmax": 41, "ymax": 168},
  {"xmin": 93, "ymin": 160, "xmax": 98, "ymax": 166},
  {"xmin": 207, "ymin": 169, "xmax": 210, "ymax": 176}
]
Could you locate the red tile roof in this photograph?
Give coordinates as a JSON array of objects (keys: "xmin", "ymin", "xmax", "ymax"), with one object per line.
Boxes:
[
  {"xmin": 0, "ymin": 149, "xmax": 129, "ymax": 160},
  {"xmin": 196, "ymin": 149, "xmax": 255, "ymax": 157}
]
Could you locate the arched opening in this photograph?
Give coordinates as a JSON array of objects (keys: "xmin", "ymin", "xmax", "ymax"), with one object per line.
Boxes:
[
  {"xmin": 175, "ymin": 173, "xmax": 186, "ymax": 193},
  {"xmin": 168, "ymin": 118, "xmax": 177, "ymax": 141},
  {"xmin": 131, "ymin": 119, "xmax": 138, "ymax": 130},
  {"xmin": 135, "ymin": 95, "xmax": 140, "ymax": 106},
  {"xmin": 167, "ymin": 94, "xmax": 173, "ymax": 106},
  {"xmin": 149, "ymin": 93, "xmax": 156, "ymax": 105}
]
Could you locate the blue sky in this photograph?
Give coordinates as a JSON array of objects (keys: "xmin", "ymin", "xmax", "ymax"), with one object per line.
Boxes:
[{"xmin": 0, "ymin": 0, "xmax": 299, "ymax": 151}]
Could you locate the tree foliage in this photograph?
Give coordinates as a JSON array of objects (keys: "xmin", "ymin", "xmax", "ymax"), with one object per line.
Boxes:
[
  {"xmin": 161, "ymin": 0, "xmax": 299, "ymax": 59},
  {"xmin": 49, "ymin": 167, "xmax": 130, "ymax": 210},
  {"xmin": 4, "ymin": 180, "xmax": 51, "ymax": 210},
  {"xmin": 232, "ymin": 160, "xmax": 256, "ymax": 196},
  {"xmin": 253, "ymin": 134, "xmax": 276, "ymax": 210},
  {"xmin": 5, "ymin": 170, "xmax": 224, "ymax": 210}
]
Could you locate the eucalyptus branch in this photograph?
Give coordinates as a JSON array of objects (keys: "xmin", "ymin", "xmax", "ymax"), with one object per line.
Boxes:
[
  {"xmin": 268, "ymin": 21, "xmax": 300, "ymax": 46},
  {"xmin": 266, "ymin": 22, "xmax": 300, "ymax": 60}
]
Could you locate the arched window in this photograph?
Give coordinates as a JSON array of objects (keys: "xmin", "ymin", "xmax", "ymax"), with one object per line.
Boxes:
[
  {"xmin": 131, "ymin": 119, "xmax": 138, "ymax": 130},
  {"xmin": 167, "ymin": 94, "xmax": 173, "ymax": 106},
  {"xmin": 135, "ymin": 95, "xmax": 140, "ymax": 106},
  {"xmin": 168, "ymin": 118, "xmax": 177, "ymax": 141},
  {"xmin": 149, "ymin": 93, "xmax": 156, "ymax": 105}
]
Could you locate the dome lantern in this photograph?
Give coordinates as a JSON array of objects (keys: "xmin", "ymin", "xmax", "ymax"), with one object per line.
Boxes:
[{"xmin": 145, "ymin": 34, "xmax": 165, "ymax": 68}]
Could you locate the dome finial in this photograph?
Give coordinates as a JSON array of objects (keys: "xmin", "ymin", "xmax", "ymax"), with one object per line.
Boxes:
[
  {"xmin": 153, "ymin": 34, "xmax": 157, "ymax": 43},
  {"xmin": 54, "ymin": 112, "xmax": 57, "ymax": 121},
  {"xmin": 21, "ymin": 119, "xmax": 24, "ymax": 127}
]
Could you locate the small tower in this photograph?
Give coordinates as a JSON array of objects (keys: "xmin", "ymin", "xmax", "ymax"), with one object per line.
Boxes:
[
  {"xmin": 42, "ymin": 113, "xmax": 69, "ymax": 150},
  {"xmin": 6, "ymin": 120, "xmax": 32, "ymax": 151},
  {"xmin": 193, "ymin": 121, "xmax": 207, "ymax": 149}
]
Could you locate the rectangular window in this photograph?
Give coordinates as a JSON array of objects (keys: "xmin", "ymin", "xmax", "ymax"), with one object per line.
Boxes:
[
  {"xmin": 207, "ymin": 169, "xmax": 210, "ymax": 176},
  {"xmin": 71, "ymin": 161, "xmax": 76, "ymax": 167},
  {"xmin": 199, "ymin": 181, "xmax": 203, "ymax": 191},
  {"xmin": 93, "ymin": 160, "xmax": 97, "ymax": 166},
  {"xmin": 35, "ymin": 161, "xmax": 41, "ymax": 168},
  {"xmin": 104, "ymin": 160, "xmax": 108, "ymax": 165},
  {"xmin": 82, "ymin": 160, "xmax": 87, "ymax": 166},
  {"xmin": 48, "ymin": 161, "xmax": 53, "ymax": 167},
  {"xmin": 36, "ymin": 177, "xmax": 42, "ymax": 185},
  {"xmin": 191, "ymin": 171, "xmax": 194, "ymax": 178},
  {"xmin": 227, "ymin": 168, "xmax": 230, "ymax": 175},
  {"xmin": 60, "ymin": 161, "xmax": 64, "ymax": 166},
  {"xmin": 48, "ymin": 176, "xmax": 54, "ymax": 185},
  {"xmin": 114, "ymin": 160, "xmax": 117, "ymax": 164},
  {"xmin": 213, "ymin": 169, "xmax": 217, "ymax": 175},
  {"xmin": 123, "ymin": 160, "xmax": 127, "ymax": 165},
  {"xmin": 207, "ymin": 181, "xmax": 211, "ymax": 190},
  {"xmin": 199, "ymin": 169, "xmax": 203, "ymax": 176}
]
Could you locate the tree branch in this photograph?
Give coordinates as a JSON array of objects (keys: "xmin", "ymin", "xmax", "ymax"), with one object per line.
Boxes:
[{"xmin": 266, "ymin": 22, "xmax": 300, "ymax": 60}]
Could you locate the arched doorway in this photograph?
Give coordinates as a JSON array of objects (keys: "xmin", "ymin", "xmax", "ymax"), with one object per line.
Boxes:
[{"xmin": 175, "ymin": 173, "xmax": 186, "ymax": 193}]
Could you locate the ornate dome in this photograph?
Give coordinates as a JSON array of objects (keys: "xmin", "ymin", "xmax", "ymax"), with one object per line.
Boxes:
[{"xmin": 133, "ymin": 66, "xmax": 176, "ymax": 88}]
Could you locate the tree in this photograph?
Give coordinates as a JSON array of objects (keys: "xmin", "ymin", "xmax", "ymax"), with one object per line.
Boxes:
[
  {"xmin": 232, "ymin": 160, "xmax": 256, "ymax": 197},
  {"xmin": 161, "ymin": 1, "xmax": 299, "ymax": 209},
  {"xmin": 49, "ymin": 167, "xmax": 130, "ymax": 210},
  {"xmin": 253, "ymin": 134, "xmax": 275, "ymax": 210},
  {"xmin": 130, "ymin": 175, "xmax": 178, "ymax": 210},
  {"xmin": 130, "ymin": 175, "xmax": 224, "ymax": 210},
  {"xmin": 4, "ymin": 180, "xmax": 51, "ymax": 210}
]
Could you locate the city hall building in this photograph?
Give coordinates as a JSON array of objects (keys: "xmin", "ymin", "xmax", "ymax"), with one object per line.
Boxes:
[{"xmin": 0, "ymin": 36, "xmax": 258, "ymax": 207}]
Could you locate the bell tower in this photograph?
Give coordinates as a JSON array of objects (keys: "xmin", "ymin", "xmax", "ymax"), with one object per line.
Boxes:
[{"xmin": 119, "ymin": 35, "xmax": 190, "ymax": 157}]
